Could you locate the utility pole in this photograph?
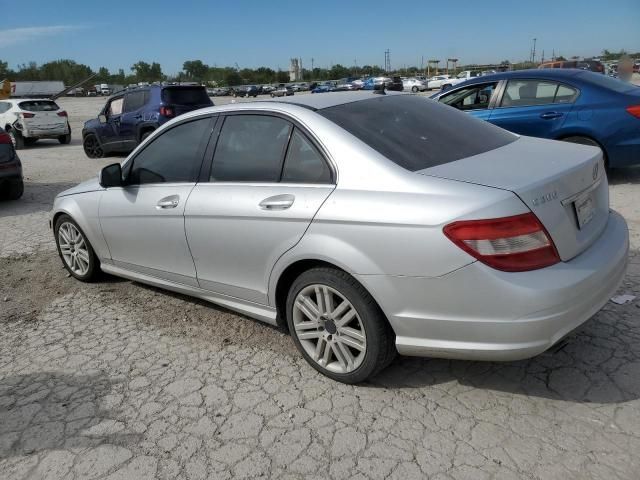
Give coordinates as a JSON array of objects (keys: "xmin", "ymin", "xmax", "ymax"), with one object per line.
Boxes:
[
  {"xmin": 552, "ymin": 49, "xmax": 555, "ymax": 61},
  {"xmin": 530, "ymin": 38, "xmax": 537, "ymax": 64},
  {"xmin": 384, "ymin": 49, "xmax": 391, "ymax": 73},
  {"xmin": 541, "ymin": 50, "xmax": 545, "ymax": 63}
]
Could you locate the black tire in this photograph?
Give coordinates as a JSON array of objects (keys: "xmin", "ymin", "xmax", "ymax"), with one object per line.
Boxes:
[
  {"xmin": 8, "ymin": 129, "xmax": 24, "ymax": 150},
  {"xmin": 24, "ymin": 138, "xmax": 37, "ymax": 146},
  {"xmin": 4, "ymin": 180, "xmax": 23, "ymax": 200},
  {"xmin": 141, "ymin": 130, "xmax": 154, "ymax": 142},
  {"xmin": 83, "ymin": 134, "xmax": 104, "ymax": 159},
  {"xmin": 286, "ymin": 267, "xmax": 396, "ymax": 384},
  {"xmin": 54, "ymin": 214, "xmax": 100, "ymax": 282},
  {"xmin": 411, "ymin": 86, "xmax": 419, "ymax": 93},
  {"xmin": 58, "ymin": 133, "xmax": 71, "ymax": 144}
]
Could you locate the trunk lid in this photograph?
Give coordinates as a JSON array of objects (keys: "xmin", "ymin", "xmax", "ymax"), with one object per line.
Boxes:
[{"xmin": 419, "ymin": 136, "xmax": 608, "ymax": 261}]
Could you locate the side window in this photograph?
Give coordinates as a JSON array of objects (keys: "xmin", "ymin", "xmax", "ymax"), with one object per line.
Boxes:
[
  {"xmin": 439, "ymin": 83, "xmax": 497, "ymax": 111},
  {"xmin": 211, "ymin": 115, "xmax": 291, "ymax": 182},
  {"xmin": 0, "ymin": 102, "xmax": 8, "ymax": 113},
  {"xmin": 554, "ymin": 84, "xmax": 579, "ymax": 104},
  {"xmin": 124, "ymin": 91, "xmax": 146, "ymax": 112},
  {"xmin": 108, "ymin": 97, "xmax": 124, "ymax": 116},
  {"xmin": 282, "ymin": 129, "xmax": 332, "ymax": 184},
  {"xmin": 128, "ymin": 118, "xmax": 210, "ymax": 185},
  {"xmin": 500, "ymin": 80, "xmax": 559, "ymax": 107}
]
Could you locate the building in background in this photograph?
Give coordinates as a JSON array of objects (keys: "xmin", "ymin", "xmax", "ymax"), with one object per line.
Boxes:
[{"xmin": 289, "ymin": 58, "xmax": 302, "ymax": 82}]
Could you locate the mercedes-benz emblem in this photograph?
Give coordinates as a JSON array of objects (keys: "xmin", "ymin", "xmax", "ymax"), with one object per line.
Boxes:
[{"xmin": 593, "ymin": 162, "xmax": 599, "ymax": 181}]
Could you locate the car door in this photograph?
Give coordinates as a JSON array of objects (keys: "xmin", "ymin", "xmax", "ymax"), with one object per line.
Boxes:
[
  {"xmin": 185, "ymin": 113, "xmax": 336, "ymax": 305},
  {"xmin": 98, "ymin": 115, "xmax": 214, "ymax": 286},
  {"xmin": 437, "ymin": 82, "xmax": 499, "ymax": 121},
  {"xmin": 488, "ymin": 79, "xmax": 577, "ymax": 138},
  {"xmin": 119, "ymin": 90, "xmax": 148, "ymax": 149},
  {"xmin": 97, "ymin": 96, "xmax": 125, "ymax": 151}
]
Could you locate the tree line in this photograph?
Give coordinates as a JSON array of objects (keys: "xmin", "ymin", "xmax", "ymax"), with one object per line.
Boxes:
[{"xmin": 2, "ymin": 49, "xmax": 636, "ymax": 87}]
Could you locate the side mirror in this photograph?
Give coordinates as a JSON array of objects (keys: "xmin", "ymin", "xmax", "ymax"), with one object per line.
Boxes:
[
  {"xmin": 98, "ymin": 114, "xmax": 107, "ymax": 124},
  {"xmin": 99, "ymin": 163, "xmax": 123, "ymax": 188}
]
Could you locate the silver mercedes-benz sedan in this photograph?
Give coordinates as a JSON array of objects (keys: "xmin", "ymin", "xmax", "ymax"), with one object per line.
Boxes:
[{"xmin": 51, "ymin": 91, "xmax": 629, "ymax": 383}]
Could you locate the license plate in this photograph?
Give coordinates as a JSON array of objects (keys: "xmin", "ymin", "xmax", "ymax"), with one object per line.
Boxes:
[{"xmin": 574, "ymin": 192, "xmax": 595, "ymax": 229}]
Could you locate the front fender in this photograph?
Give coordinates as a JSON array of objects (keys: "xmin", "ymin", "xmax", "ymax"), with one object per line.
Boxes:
[{"xmin": 51, "ymin": 191, "xmax": 111, "ymax": 262}]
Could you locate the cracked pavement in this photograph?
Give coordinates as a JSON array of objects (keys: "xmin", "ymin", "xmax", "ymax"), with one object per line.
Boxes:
[{"xmin": 1, "ymin": 96, "xmax": 640, "ymax": 479}]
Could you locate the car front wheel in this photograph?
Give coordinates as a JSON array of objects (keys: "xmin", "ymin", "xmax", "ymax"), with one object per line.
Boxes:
[
  {"xmin": 83, "ymin": 134, "xmax": 104, "ymax": 158},
  {"xmin": 54, "ymin": 215, "xmax": 99, "ymax": 282},
  {"xmin": 286, "ymin": 267, "xmax": 396, "ymax": 384}
]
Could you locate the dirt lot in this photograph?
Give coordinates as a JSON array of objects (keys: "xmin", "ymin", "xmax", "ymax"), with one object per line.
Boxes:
[{"xmin": 1, "ymin": 96, "xmax": 639, "ymax": 480}]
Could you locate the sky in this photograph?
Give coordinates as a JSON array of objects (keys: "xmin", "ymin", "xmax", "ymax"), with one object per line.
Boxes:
[{"xmin": 1, "ymin": 0, "xmax": 638, "ymax": 74}]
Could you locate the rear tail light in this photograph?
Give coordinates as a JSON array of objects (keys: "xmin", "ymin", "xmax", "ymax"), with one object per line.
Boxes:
[
  {"xmin": 159, "ymin": 106, "xmax": 175, "ymax": 118},
  {"xmin": 21, "ymin": 112, "xmax": 35, "ymax": 118},
  {"xmin": 443, "ymin": 212, "xmax": 560, "ymax": 272},
  {"xmin": 626, "ymin": 105, "xmax": 640, "ymax": 119},
  {"xmin": 57, "ymin": 111, "xmax": 68, "ymax": 117},
  {"xmin": 0, "ymin": 132, "xmax": 11, "ymax": 144}
]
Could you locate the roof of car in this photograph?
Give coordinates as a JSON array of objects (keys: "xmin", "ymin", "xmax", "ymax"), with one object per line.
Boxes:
[
  {"xmin": 462, "ymin": 68, "xmax": 584, "ymax": 82},
  {"xmin": 259, "ymin": 90, "xmax": 405, "ymax": 110}
]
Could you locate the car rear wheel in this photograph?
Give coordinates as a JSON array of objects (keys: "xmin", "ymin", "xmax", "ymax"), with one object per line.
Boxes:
[
  {"xmin": 286, "ymin": 267, "xmax": 396, "ymax": 384},
  {"xmin": 54, "ymin": 215, "xmax": 99, "ymax": 282},
  {"xmin": 8, "ymin": 129, "xmax": 24, "ymax": 150},
  {"xmin": 58, "ymin": 133, "xmax": 71, "ymax": 145},
  {"xmin": 83, "ymin": 134, "xmax": 104, "ymax": 159},
  {"xmin": 411, "ymin": 86, "xmax": 419, "ymax": 93}
]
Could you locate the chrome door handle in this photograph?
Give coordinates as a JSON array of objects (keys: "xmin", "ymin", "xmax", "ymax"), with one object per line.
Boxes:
[
  {"xmin": 259, "ymin": 194, "xmax": 295, "ymax": 210},
  {"xmin": 156, "ymin": 195, "xmax": 179, "ymax": 209},
  {"xmin": 540, "ymin": 112, "xmax": 563, "ymax": 119}
]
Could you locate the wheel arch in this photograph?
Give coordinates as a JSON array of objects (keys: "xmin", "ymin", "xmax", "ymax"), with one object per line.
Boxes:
[
  {"xmin": 136, "ymin": 123, "xmax": 158, "ymax": 143},
  {"xmin": 554, "ymin": 132, "xmax": 609, "ymax": 164}
]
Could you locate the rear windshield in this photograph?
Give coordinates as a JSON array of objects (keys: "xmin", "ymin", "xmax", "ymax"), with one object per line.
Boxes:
[
  {"xmin": 18, "ymin": 100, "xmax": 59, "ymax": 112},
  {"xmin": 318, "ymin": 95, "xmax": 517, "ymax": 171},
  {"xmin": 161, "ymin": 87, "xmax": 211, "ymax": 105},
  {"xmin": 578, "ymin": 71, "xmax": 638, "ymax": 93}
]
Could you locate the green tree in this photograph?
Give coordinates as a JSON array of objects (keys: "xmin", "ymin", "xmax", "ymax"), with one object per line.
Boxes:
[
  {"xmin": 0, "ymin": 60, "xmax": 10, "ymax": 79},
  {"xmin": 183, "ymin": 60, "xmax": 209, "ymax": 81},
  {"xmin": 224, "ymin": 70, "xmax": 242, "ymax": 86},
  {"xmin": 131, "ymin": 61, "xmax": 163, "ymax": 82}
]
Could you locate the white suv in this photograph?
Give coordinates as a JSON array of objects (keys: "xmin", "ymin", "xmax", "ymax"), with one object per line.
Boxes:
[{"xmin": 0, "ymin": 99, "xmax": 71, "ymax": 149}]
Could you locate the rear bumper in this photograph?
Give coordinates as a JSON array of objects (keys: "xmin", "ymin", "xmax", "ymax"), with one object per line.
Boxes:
[
  {"xmin": 22, "ymin": 124, "xmax": 69, "ymax": 139},
  {"xmin": 357, "ymin": 210, "xmax": 629, "ymax": 361}
]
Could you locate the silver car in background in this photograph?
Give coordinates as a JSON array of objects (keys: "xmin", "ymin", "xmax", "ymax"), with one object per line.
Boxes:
[{"xmin": 51, "ymin": 92, "xmax": 628, "ymax": 383}]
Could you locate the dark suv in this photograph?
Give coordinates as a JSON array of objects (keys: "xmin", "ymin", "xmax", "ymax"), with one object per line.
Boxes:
[
  {"xmin": 0, "ymin": 126, "xmax": 23, "ymax": 200},
  {"xmin": 82, "ymin": 85, "xmax": 213, "ymax": 158}
]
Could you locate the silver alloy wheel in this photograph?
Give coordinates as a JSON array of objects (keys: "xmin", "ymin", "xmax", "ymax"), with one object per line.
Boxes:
[
  {"xmin": 292, "ymin": 284, "xmax": 367, "ymax": 374},
  {"xmin": 58, "ymin": 222, "xmax": 90, "ymax": 276}
]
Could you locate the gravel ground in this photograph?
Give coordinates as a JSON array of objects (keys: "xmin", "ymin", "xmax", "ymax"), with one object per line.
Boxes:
[{"xmin": 1, "ymin": 96, "xmax": 639, "ymax": 480}]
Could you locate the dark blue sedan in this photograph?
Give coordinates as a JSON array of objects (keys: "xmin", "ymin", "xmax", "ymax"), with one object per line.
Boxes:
[{"xmin": 431, "ymin": 70, "xmax": 640, "ymax": 168}]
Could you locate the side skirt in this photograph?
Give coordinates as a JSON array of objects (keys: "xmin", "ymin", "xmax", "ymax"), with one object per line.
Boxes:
[{"xmin": 100, "ymin": 263, "xmax": 278, "ymax": 325}]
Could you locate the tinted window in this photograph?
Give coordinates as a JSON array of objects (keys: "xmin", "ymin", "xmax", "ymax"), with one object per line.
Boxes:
[
  {"xmin": 440, "ymin": 83, "xmax": 497, "ymax": 111},
  {"xmin": 319, "ymin": 95, "xmax": 516, "ymax": 172},
  {"xmin": 211, "ymin": 115, "xmax": 291, "ymax": 182},
  {"xmin": 129, "ymin": 118, "xmax": 210, "ymax": 184},
  {"xmin": 18, "ymin": 100, "xmax": 59, "ymax": 112},
  {"xmin": 162, "ymin": 87, "xmax": 211, "ymax": 105},
  {"xmin": 124, "ymin": 91, "xmax": 147, "ymax": 112},
  {"xmin": 108, "ymin": 98, "xmax": 124, "ymax": 116},
  {"xmin": 282, "ymin": 129, "xmax": 332, "ymax": 184}
]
